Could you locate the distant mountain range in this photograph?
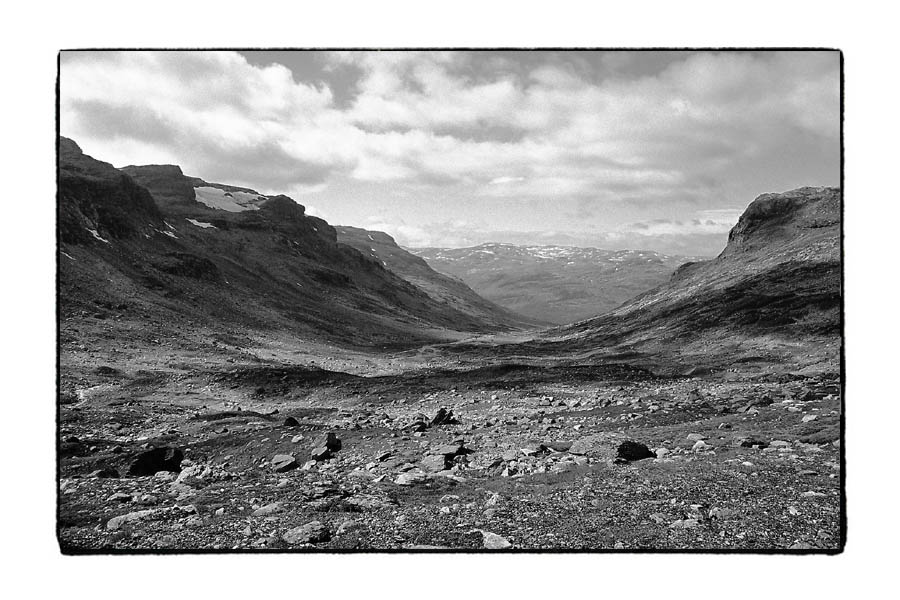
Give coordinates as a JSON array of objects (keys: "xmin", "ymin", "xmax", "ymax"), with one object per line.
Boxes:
[
  {"xmin": 410, "ymin": 244, "xmax": 698, "ymax": 324},
  {"xmin": 334, "ymin": 227, "xmax": 544, "ymax": 328}
]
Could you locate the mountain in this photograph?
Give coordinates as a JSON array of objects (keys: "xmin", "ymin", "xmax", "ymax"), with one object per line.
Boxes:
[
  {"xmin": 537, "ymin": 187, "xmax": 841, "ymax": 373},
  {"xmin": 335, "ymin": 227, "xmax": 545, "ymax": 328},
  {"xmin": 410, "ymin": 244, "xmax": 695, "ymax": 324},
  {"xmin": 58, "ymin": 138, "xmax": 533, "ymax": 351}
]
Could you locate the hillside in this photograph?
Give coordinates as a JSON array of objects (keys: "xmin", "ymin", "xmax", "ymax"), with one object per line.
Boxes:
[
  {"xmin": 58, "ymin": 138, "xmax": 533, "ymax": 358},
  {"xmin": 536, "ymin": 187, "xmax": 842, "ymax": 374},
  {"xmin": 411, "ymin": 244, "xmax": 694, "ymax": 324},
  {"xmin": 335, "ymin": 227, "xmax": 545, "ymax": 329}
]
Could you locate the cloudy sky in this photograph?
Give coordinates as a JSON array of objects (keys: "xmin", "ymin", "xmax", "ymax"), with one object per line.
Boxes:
[{"xmin": 60, "ymin": 50, "xmax": 839, "ymax": 256}]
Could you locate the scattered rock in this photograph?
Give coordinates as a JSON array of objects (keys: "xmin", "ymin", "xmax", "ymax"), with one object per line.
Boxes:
[
  {"xmin": 670, "ymin": 519, "xmax": 699, "ymax": 529},
  {"xmin": 430, "ymin": 407, "xmax": 458, "ymax": 426},
  {"xmin": 313, "ymin": 432, "xmax": 342, "ymax": 452},
  {"xmin": 89, "ymin": 467, "xmax": 119, "ymax": 478},
  {"xmin": 271, "ymin": 454, "xmax": 298, "ymax": 472},
  {"xmin": 282, "ymin": 521, "xmax": 330, "ymax": 545},
  {"xmin": 421, "ymin": 454, "xmax": 449, "ymax": 472},
  {"xmin": 107, "ymin": 509, "xmax": 160, "ymax": 530},
  {"xmin": 310, "ymin": 447, "xmax": 332, "ymax": 461},
  {"xmin": 252, "ymin": 502, "xmax": 283, "ymax": 517},
  {"xmin": 395, "ymin": 471, "xmax": 429, "ymax": 486},
  {"xmin": 521, "ymin": 442, "xmax": 548, "ymax": 457},
  {"xmin": 474, "ymin": 529, "xmax": 512, "ymax": 549}
]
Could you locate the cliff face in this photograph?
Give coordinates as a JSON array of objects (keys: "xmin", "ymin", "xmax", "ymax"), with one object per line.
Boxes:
[{"xmin": 58, "ymin": 138, "xmax": 164, "ymax": 244}]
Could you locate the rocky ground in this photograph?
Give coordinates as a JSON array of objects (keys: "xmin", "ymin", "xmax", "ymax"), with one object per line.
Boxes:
[{"xmin": 58, "ymin": 334, "xmax": 842, "ymax": 552}]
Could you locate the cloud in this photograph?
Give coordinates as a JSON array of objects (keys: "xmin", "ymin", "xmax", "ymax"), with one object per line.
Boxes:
[{"xmin": 60, "ymin": 50, "xmax": 839, "ymax": 256}]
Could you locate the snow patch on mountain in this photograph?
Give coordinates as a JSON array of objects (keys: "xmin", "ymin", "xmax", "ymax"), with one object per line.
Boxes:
[
  {"xmin": 194, "ymin": 186, "xmax": 265, "ymax": 212},
  {"xmin": 186, "ymin": 218, "xmax": 217, "ymax": 229}
]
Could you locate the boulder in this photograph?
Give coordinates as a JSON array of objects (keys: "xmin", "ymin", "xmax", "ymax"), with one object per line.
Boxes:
[
  {"xmin": 430, "ymin": 408, "xmax": 458, "ymax": 427},
  {"xmin": 310, "ymin": 447, "xmax": 332, "ymax": 461},
  {"xmin": 107, "ymin": 509, "xmax": 160, "ymax": 530},
  {"xmin": 282, "ymin": 521, "xmax": 330, "ymax": 545},
  {"xmin": 283, "ymin": 416, "xmax": 300, "ymax": 427},
  {"xmin": 395, "ymin": 471, "xmax": 429, "ymax": 486},
  {"xmin": 271, "ymin": 454, "xmax": 298, "ymax": 472},
  {"xmin": 568, "ymin": 440, "xmax": 591, "ymax": 455},
  {"xmin": 421, "ymin": 454, "xmax": 448, "ymax": 472},
  {"xmin": 252, "ymin": 502, "xmax": 283, "ymax": 517},
  {"xmin": 430, "ymin": 441, "xmax": 466, "ymax": 458},
  {"xmin": 521, "ymin": 442, "xmax": 548, "ymax": 457},
  {"xmin": 127, "ymin": 447, "xmax": 184, "ymax": 476},
  {"xmin": 616, "ymin": 441, "xmax": 656, "ymax": 461},
  {"xmin": 475, "ymin": 530, "xmax": 512, "ymax": 549},
  {"xmin": 313, "ymin": 432, "xmax": 341, "ymax": 452}
]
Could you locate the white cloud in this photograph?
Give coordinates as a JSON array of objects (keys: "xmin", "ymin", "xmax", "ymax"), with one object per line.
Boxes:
[{"xmin": 60, "ymin": 50, "xmax": 839, "ymax": 256}]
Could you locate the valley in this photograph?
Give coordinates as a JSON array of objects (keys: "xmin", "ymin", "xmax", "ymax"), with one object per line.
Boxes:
[{"xmin": 57, "ymin": 138, "xmax": 843, "ymax": 553}]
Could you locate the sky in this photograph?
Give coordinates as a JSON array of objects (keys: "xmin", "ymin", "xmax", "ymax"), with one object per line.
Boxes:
[{"xmin": 59, "ymin": 50, "xmax": 840, "ymax": 256}]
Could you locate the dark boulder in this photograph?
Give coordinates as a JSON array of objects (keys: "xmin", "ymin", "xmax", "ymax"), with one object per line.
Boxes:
[
  {"xmin": 616, "ymin": 441, "xmax": 656, "ymax": 462},
  {"xmin": 313, "ymin": 432, "xmax": 341, "ymax": 452},
  {"xmin": 127, "ymin": 447, "xmax": 184, "ymax": 476},
  {"xmin": 310, "ymin": 447, "xmax": 333, "ymax": 462},
  {"xmin": 283, "ymin": 416, "xmax": 300, "ymax": 427},
  {"xmin": 430, "ymin": 408, "xmax": 459, "ymax": 427}
]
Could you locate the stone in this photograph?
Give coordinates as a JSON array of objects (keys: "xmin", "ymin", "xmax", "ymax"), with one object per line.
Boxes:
[
  {"xmin": 89, "ymin": 467, "xmax": 120, "ymax": 478},
  {"xmin": 686, "ymin": 433, "xmax": 708, "ymax": 441},
  {"xmin": 521, "ymin": 442, "xmax": 548, "ymax": 456},
  {"xmin": 310, "ymin": 447, "xmax": 332, "ymax": 461},
  {"xmin": 271, "ymin": 454, "xmax": 298, "ymax": 472},
  {"xmin": 313, "ymin": 432, "xmax": 341, "ymax": 452},
  {"xmin": 545, "ymin": 441, "xmax": 573, "ymax": 452},
  {"xmin": 691, "ymin": 440, "xmax": 712, "ymax": 452},
  {"xmin": 107, "ymin": 509, "xmax": 160, "ymax": 530},
  {"xmin": 291, "ymin": 435, "xmax": 305, "ymax": 443},
  {"xmin": 127, "ymin": 446, "xmax": 184, "ymax": 476},
  {"xmin": 709, "ymin": 507, "xmax": 734, "ymax": 519},
  {"xmin": 430, "ymin": 442, "xmax": 466, "ymax": 458},
  {"xmin": 654, "ymin": 447, "xmax": 670, "ymax": 458},
  {"xmin": 395, "ymin": 471, "xmax": 429, "ymax": 486},
  {"xmin": 616, "ymin": 441, "xmax": 656, "ymax": 461},
  {"xmin": 802, "ymin": 414, "xmax": 818, "ymax": 423},
  {"xmin": 283, "ymin": 416, "xmax": 300, "ymax": 427},
  {"xmin": 282, "ymin": 521, "xmax": 330, "ymax": 545},
  {"xmin": 252, "ymin": 502, "xmax": 283, "ymax": 517},
  {"xmin": 430, "ymin": 407, "xmax": 458, "ymax": 426},
  {"xmin": 477, "ymin": 530, "xmax": 512, "ymax": 549},
  {"xmin": 421, "ymin": 454, "xmax": 449, "ymax": 472},
  {"xmin": 737, "ymin": 437, "xmax": 768, "ymax": 449},
  {"xmin": 568, "ymin": 440, "xmax": 591, "ymax": 455},
  {"xmin": 670, "ymin": 518, "xmax": 699, "ymax": 529}
]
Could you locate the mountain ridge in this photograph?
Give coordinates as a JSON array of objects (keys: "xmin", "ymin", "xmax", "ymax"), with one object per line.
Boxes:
[
  {"xmin": 411, "ymin": 243, "xmax": 697, "ymax": 324},
  {"xmin": 58, "ymin": 137, "xmax": 535, "ymax": 353}
]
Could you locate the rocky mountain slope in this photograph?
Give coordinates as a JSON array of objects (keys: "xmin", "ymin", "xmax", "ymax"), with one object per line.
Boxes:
[
  {"xmin": 411, "ymin": 244, "xmax": 694, "ymax": 324},
  {"xmin": 58, "ymin": 138, "xmax": 534, "ymax": 353},
  {"xmin": 536, "ymin": 187, "xmax": 842, "ymax": 373},
  {"xmin": 335, "ymin": 227, "xmax": 545, "ymax": 329}
]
